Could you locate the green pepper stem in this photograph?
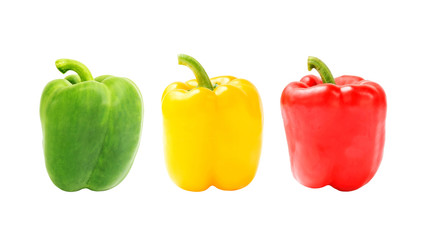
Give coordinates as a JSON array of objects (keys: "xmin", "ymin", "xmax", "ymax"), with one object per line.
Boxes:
[
  {"xmin": 65, "ymin": 75, "xmax": 81, "ymax": 84},
  {"xmin": 178, "ymin": 54, "xmax": 213, "ymax": 90},
  {"xmin": 55, "ymin": 59, "xmax": 94, "ymax": 82},
  {"xmin": 307, "ymin": 56, "xmax": 336, "ymax": 84}
]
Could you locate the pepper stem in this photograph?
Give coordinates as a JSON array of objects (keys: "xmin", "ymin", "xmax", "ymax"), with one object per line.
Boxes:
[
  {"xmin": 55, "ymin": 59, "xmax": 94, "ymax": 82},
  {"xmin": 178, "ymin": 54, "xmax": 213, "ymax": 90},
  {"xmin": 307, "ymin": 56, "xmax": 336, "ymax": 84}
]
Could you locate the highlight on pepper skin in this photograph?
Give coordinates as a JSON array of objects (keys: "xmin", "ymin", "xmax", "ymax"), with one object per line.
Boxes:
[
  {"xmin": 280, "ymin": 56, "xmax": 387, "ymax": 191},
  {"xmin": 161, "ymin": 54, "xmax": 263, "ymax": 192},
  {"xmin": 40, "ymin": 59, "xmax": 143, "ymax": 192}
]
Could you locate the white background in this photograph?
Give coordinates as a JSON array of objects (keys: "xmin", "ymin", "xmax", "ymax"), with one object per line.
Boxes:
[{"xmin": 0, "ymin": 0, "xmax": 426, "ymax": 239}]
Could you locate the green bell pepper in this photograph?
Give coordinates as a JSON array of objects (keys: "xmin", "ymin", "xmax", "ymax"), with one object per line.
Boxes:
[{"xmin": 40, "ymin": 59, "xmax": 143, "ymax": 191}]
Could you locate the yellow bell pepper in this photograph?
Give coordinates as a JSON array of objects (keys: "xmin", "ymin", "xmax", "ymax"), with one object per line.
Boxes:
[{"xmin": 161, "ymin": 54, "xmax": 263, "ymax": 191}]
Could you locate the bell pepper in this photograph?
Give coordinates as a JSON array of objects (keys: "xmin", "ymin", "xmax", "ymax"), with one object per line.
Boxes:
[
  {"xmin": 162, "ymin": 54, "xmax": 263, "ymax": 192},
  {"xmin": 40, "ymin": 59, "xmax": 143, "ymax": 191},
  {"xmin": 280, "ymin": 56, "xmax": 386, "ymax": 191}
]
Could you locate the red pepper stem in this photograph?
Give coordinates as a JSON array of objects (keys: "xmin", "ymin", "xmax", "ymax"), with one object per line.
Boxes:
[
  {"xmin": 307, "ymin": 56, "xmax": 336, "ymax": 84},
  {"xmin": 178, "ymin": 54, "xmax": 214, "ymax": 91},
  {"xmin": 55, "ymin": 59, "xmax": 94, "ymax": 83}
]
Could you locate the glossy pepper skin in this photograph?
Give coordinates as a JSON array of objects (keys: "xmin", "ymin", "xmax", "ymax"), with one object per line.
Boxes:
[
  {"xmin": 281, "ymin": 57, "xmax": 386, "ymax": 191},
  {"xmin": 162, "ymin": 54, "xmax": 263, "ymax": 192},
  {"xmin": 40, "ymin": 59, "xmax": 143, "ymax": 191}
]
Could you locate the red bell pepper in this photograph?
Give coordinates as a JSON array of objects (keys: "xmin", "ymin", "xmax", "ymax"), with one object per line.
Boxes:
[{"xmin": 280, "ymin": 56, "xmax": 387, "ymax": 191}]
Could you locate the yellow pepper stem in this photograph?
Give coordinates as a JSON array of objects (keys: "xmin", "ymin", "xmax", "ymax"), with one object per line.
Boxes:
[{"xmin": 178, "ymin": 54, "xmax": 214, "ymax": 90}]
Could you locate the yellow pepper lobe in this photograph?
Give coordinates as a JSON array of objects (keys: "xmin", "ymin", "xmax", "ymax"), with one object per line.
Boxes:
[{"xmin": 162, "ymin": 76, "xmax": 263, "ymax": 191}]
